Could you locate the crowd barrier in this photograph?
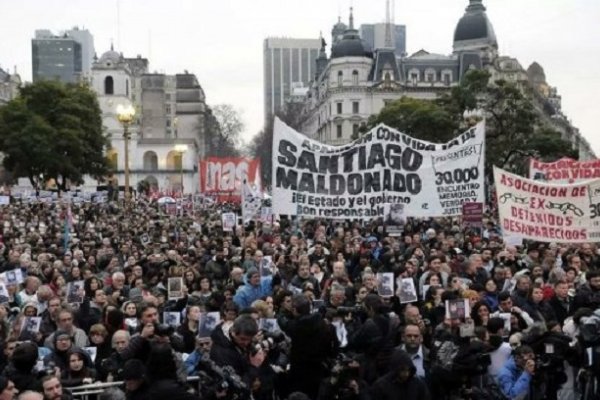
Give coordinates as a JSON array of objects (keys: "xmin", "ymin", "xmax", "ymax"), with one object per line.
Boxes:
[{"xmin": 67, "ymin": 376, "xmax": 200, "ymax": 400}]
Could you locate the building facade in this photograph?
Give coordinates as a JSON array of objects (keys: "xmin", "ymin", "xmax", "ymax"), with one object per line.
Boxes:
[
  {"xmin": 86, "ymin": 48, "xmax": 209, "ymax": 194},
  {"xmin": 0, "ymin": 66, "xmax": 21, "ymax": 105},
  {"xmin": 298, "ymin": 0, "xmax": 593, "ymax": 159},
  {"xmin": 359, "ymin": 23, "xmax": 406, "ymax": 56},
  {"xmin": 263, "ymin": 37, "xmax": 321, "ymax": 127},
  {"xmin": 31, "ymin": 28, "xmax": 94, "ymax": 83}
]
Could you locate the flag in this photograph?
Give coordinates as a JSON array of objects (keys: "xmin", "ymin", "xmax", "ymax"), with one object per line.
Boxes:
[{"xmin": 241, "ymin": 181, "xmax": 262, "ymax": 224}]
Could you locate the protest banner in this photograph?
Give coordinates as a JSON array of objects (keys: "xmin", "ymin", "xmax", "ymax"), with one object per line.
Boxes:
[
  {"xmin": 199, "ymin": 157, "xmax": 261, "ymax": 203},
  {"xmin": 529, "ymin": 157, "xmax": 600, "ymax": 184},
  {"xmin": 494, "ymin": 166, "xmax": 600, "ymax": 243},
  {"xmin": 241, "ymin": 181, "xmax": 262, "ymax": 223},
  {"xmin": 272, "ymin": 118, "xmax": 485, "ymax": 219}
]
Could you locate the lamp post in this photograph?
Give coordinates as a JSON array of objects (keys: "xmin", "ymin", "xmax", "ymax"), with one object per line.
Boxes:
[
  {"xmin": 116, "ymin": 104, "xmax": 136, "ymax": 204},
  {"xmin": 174, "ymin": 144, "xmax": 188, "ymax": 195}
]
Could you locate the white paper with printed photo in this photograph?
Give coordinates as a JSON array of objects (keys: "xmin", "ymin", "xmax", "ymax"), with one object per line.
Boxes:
[
  {"xmin": 0, "ymin": 283, "xmax": 9, "ymax": 304},
  {"xmin": 66, "ymin": 280, "xmax": 85, "ymax": 303},
  {"xmin": 168, "ymin": 277, "xmax": 184, "ymax": 300},
  {"xmin": 198, "ymin": 312, "xmax": 221, "ymax": 337},
  {"xmin": 397, "ymin": 277, "xmax": 418, "ymax": 304},
  {"xmin": 21, "ymin": 317, "xmax": 41, "ymax": 334},
  {"xmin": 163, "ymin": 311, "xmax": 181, "ymax": 327},
  {"xmin": 377, "ymin": 272, "xmax": 394, "ymax": 297},
  {"xmin": 221, "ymin": 212, "xmax": 237, "ymax": 232}
]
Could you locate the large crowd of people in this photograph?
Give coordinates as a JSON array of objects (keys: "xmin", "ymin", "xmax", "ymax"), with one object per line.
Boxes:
[{"xmin": 0, "ymin": 196, "xmax": 598, "ymax": 400}]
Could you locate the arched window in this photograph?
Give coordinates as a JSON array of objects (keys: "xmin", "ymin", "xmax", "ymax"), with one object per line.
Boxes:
[
  {"xmin": 352, "ymin": 70, "xmax": 359, "ymax": 85},
  {"xmin": 337, "ymin": 71, "xmax": 343, "ymax": 86},
  {"xmin": 166, "ymin": 151, "xmax": 182, "ymax": 170},
  {"xmin": 143, "ymin": 151, "xmax": 158, "ymax": 171},
  {"xmin": 104, "ymin": 76, "xmax": 114, "ymax": 95}
]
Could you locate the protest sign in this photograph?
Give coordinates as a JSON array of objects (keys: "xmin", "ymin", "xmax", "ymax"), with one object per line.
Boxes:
[
  {"xmin": 241, "ymin": 181, "xmax": 262, "ymax": 223},
  {"xmin": 0, "ymin": 196, "xmax": 9, "ymax": 205},
  {"xmin": 384, "ymin": 203, "xmax": 405, "ymax": 236},
  {"xmin": 462, "ymin": 202, "xmax": 483, "ymax": 229},
  {"xmin": 272, "ymin": 118, "xmax": 485, "ymax": 219},
  {"xmin": 494, "ymin": 166, "xmax": 600, "ymax": 243},
  {"xmin": 221, "ymin": 212, "xmax": 237, "ymax": 232},
  {"xmin": 530, "ymin": 157, "xmax": 600, "ymax": 184},
  {"xmin": 199, "ymin": 157, "xmax": 261, "ymax": 203},
  {"xmin": 261, "ymin": 207, "xmax": 273, "ymax": 224}
]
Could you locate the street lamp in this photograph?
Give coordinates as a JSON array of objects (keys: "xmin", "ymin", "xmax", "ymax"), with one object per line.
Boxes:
[
  {"xmin": 116, "ymin": 104, "xmax": 136, "ymax": 203},
  {"xmin": 174, "ymin": 144, "xmax": 188, "ymax": 195}
]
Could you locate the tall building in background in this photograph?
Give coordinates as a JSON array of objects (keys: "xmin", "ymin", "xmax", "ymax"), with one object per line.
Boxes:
[
  {"xmin": 263, "ymin": 37, "xmax": 321, "ymax": 127},
  {"xmin": 360, "ymin": 23, "xmax": 406, "ymax": 55},
  {"xmin": 32, "ymin": 27, "xmax": 94, "ymax": 83}
]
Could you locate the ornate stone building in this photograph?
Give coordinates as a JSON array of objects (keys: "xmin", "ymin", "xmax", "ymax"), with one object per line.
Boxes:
[{"xmin": 298, "ymin": 0, "xmax": 593, "ymax": 159}]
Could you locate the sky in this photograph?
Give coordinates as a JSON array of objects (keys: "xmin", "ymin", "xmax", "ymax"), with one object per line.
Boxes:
[{"xmin": 1, "ymin": 0, "xmax": 599, "ymax": 153}]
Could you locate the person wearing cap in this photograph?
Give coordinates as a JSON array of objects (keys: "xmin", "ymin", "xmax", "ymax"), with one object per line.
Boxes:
[
  {"xmin": 44, "ymin": 309, "xmax": 88, "ymax": 350},
  {"xmin": 0, "ymin": 376, "xmax": 18, "ymax": 400},
  {"xmin": 232, "ymin": 267, "xmax": 275, "ymax": 310},
  {"xmin": 43, "ymin": 330, "xmax": 73, "ymax": 371},
  {"xmin": 122, "ymin": 359, "xmax": 149, "ymax": 400}
]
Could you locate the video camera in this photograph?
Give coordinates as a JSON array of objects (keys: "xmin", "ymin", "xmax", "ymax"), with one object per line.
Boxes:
[
  {"xmin": 197, "ymin": 357, "xmax": 250, "ymax": 399},
  {"xmin": 250, "ymin": 330, "xmax": 289, "ymax": 356}
]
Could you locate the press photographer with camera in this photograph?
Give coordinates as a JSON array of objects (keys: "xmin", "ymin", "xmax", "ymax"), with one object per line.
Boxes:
[
  {"xmin": 210, "ymin": 315, "xmax": 265, "ymax": 396},
  {"xmin": 316, "ymin": 353, "xmax": 369, "ymax": 400}
]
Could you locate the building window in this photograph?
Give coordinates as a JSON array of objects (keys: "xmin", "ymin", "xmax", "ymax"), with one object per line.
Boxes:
[
  {"xmin": 427, "ymin": 73, "xmax": 435, "ymax": 82},
  {"xmin": 126, "ymin": 79, "xmax": 129, "ymax": 96},
  {"xmin": 411, "ymin": 73, "xmax": 418, "ymax": 84},
  {"xmin": 353, "ymin": 124, "xmax": 359, "ymax": 137},
  {"xmin": 166, "ymin": 119, "xmax": 171, "ymax": 128},
  {"xmin": 443, "ymin": 73, "xmax": 451, "ymax": 85},
  {"xmin": 166, "ymin": 105, "xmax": 171, "ymax": 114},
  {"xmin": 352, "ymin": 70, "xmax": 359, "ymax": 85},
  {"xmin": 336, "ymin": 125, "xmax": 343, "ymax": 138},
  {"xmin": 337, "ymin": 102, "xmax": 343, "ymax": 114},
  {"xmin": 166, "ymin": 93, "xmax": 171, "ymax": 100},
  {"xmin": 352, "ymin": 101, "xmax": 359, "ymax": 114},
  {"xmin": 337, "ymin": 71, "xmax": 343, "ymax": 86},
  {"xmin": 104, "ymin": 76, "xmax": 114, "ymax": 95}
]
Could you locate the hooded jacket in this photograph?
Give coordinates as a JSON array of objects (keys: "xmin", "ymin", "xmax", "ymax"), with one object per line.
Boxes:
[{"xmin": 369, "ymin": 350, "xmax": 430, "ymax": 400}]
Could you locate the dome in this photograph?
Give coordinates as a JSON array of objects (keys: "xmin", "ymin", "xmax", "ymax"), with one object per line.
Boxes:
[
  {"xmin": 99, "ymin": 49, "xmax": 121, "ymax": 64},
  {"xmin": 331, "ymin": 30, "xmax": 373, "ymax": 59},
  {"xmin": 453, "ymin": 0, "xmax": 497, "ymax": 48}
]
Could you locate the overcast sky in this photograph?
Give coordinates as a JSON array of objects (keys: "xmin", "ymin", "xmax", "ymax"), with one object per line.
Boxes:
[{"xmin": 1, "ymin": 0, "xmax": 599, "ymax": 153}]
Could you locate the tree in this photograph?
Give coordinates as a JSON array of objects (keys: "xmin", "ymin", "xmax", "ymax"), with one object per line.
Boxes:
[
  {"xmin": 368, "ymin": 97, "xmax": 458, "ymax": 143},
  {"xmin": 204, "ymin": 104, "xmax": 243, "ymax": 157},
  {"xmin": 369, "ymin": 70, "xmax": 576, "ymax": 176},
  {"xmin": 0, "ymin": 80, "xmax": 109, "ymax": 192}
]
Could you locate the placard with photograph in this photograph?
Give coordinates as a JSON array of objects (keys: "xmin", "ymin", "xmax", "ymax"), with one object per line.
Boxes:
[
  {"xmin": 384, "ymin": 203, "xmax": 406, "ymax": 237},
  {"xmin": 198, "ymin": 312, "xmax": 221, "ymax": 338},
  {"xmin": 221, "ymin": 212, "xmax": 237, "ymax": 232},
  {"xmin": 21, "ymin": 316, "xmax": 41, "ymax": 334},
  {"xmin": 168, "ymin": 277, "xmax": 184, "ymax": 300},
  {"xmin": 163, "ymin": 312, "xmax": 181, "ymax": 327},
  {"xmin": 377, "ymin": 272, "xmax": 394, "ymax": 297},
  {"xmin": 445, "ymin": 299, "xmax": 470, "ymax": 322},
  {"xmin": 397, "ymin": 277, "xmax": 418, "ymax": 304},
  {"xmin": 259, "ymin": 256, "xmax": 273, "ymax": 277},
  {"xmin": 66, "ymin": 280, "xmax": 85, "ymax": 303},
  {"xmin": 259, "ymin": 318, "xmax": 280, "ymax": 333},
  {"xmin": 2, "ymin": 269, "xmax": 23, "ymax": 286}
]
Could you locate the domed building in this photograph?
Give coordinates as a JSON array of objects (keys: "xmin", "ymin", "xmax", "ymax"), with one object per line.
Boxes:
[{"xmin": 297, "ymin": 0, "xmax": 593, "ymax": 159}]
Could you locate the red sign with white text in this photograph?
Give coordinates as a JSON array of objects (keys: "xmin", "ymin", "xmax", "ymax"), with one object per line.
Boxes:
[
  {"xmin": 199, "ymin": 158, "xmax": 261, "ymax": 203},
  {"xmin": 529, "ymin": 157, "xmax": 600, "ymax": 184}
]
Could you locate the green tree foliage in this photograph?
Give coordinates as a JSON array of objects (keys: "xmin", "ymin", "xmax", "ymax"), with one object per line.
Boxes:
[
  {"xmin": 369, "ymin": 69, "xmax": 576, "ymax": 175},
  {"xmin": 0, "ymin": 80, "xmax": 109, "ymax": 191}
]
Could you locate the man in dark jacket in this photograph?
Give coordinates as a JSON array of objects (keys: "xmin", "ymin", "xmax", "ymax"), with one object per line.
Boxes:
[
  {"xmin": 210, "ymin": 315, "xmax": 264, "ymax": 391},
  {"xmin": 548, "ymin": 281, "xmax": 571, "ymax": 326},
  {"xmin": 279, "ymin": 294, "xmax": 338, "ymax": 399},
  {"xmin": 370, "ymin": 349, "xmax": 430, "ymax": 400},
  {"xmin": 3, "ymin": 341, "xmax": 40, "ymax": 393}
]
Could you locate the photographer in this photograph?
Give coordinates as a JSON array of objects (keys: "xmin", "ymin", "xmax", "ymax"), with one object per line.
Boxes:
[
  {"xmin": 346, "ymin": 294, "xmax": 398, "ymax": 384},
  {"xmin": 210, "ymin": 315, "xmax": 265, "ymax": 394},
  {"xmin": 497, "ymin": 345, "xmax": 535, "ymax": 400},
  {"xmin": 317, "ymin": 353, "xmax": 369, "ymax": 400},
  {"xmin": 279, "ymin": 294, "xmax": 338, "ymax": 399}
]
